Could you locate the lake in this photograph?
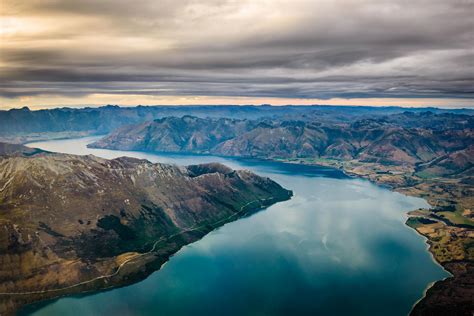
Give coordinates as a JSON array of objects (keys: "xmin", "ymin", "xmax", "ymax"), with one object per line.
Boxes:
[{"xmin": 22, "ymin": 137, "xmax": 448, "ymax": 316}]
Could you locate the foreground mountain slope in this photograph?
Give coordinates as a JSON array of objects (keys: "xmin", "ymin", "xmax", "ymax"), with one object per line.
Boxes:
[
  {"xmin": 0, "ymin": 144, "xmax": 292, "ymax": 315},
  {"xmin": 0, "ymin": 143, "xmax": 46, "ymax": 157}
]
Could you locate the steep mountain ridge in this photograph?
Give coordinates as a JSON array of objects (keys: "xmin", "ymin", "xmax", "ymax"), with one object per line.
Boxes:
[
  {"xmin": 0, "ymin": 144, "xmax": 292, "ymax": 314},
  {"xmin": 94, "ymin": 116, "xmax": 256, "ymax": 153},
  {"xmin": 90, "ymin": 113, "xmax": 473, "ymax": 167}
]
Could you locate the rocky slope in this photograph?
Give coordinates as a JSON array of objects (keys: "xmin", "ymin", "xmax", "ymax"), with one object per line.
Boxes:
[
  {"xmin": 0, "ymin": 144, "xmax": 292, "ymax": 315},
  {"xmin": 93, "ymin": 116, "xmax": 256, "ymax": 153},
  {"xmin": 91, "ymin": 112, "xmax": 473, "ymax": 315},
  {"xmin": 0, "ymin": 143, "xmax": 48, "ymax": 157}
]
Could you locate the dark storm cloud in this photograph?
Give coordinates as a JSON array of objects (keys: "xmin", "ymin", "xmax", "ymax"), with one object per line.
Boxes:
[{"xmin": 1, "ymin": 0, "xmax": 473, "ymax": 101}]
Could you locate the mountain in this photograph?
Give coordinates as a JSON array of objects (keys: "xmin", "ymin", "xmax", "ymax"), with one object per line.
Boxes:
[
  {"xmin": 0, "ymin": 143, "xmax": 46, "ymax": 156},
  {"xmin": 90, "ymin": 113, "xmax": 473, "ymax": 167},
  {"xmin": 0, "ymin": 144, "xmax": 292, "ymax": 315},
  {"xmin": 415, "ymin": 145, "xmax": 474, "ymax": 178},
  {"xmin": 91, "ymin": 116, "xmax": 256, "ymax": 153}
]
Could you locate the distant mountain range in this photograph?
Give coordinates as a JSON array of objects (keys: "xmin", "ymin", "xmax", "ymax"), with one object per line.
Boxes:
[
  {"xmin": 90, "ymin": 112, "xmax": 473, "ymax": 175},
  {"xmin": 1, "ymin": 105, "xmax": 472, "ymax": 139}
]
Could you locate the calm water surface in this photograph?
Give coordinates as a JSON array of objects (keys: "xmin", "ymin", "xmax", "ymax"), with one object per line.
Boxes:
[{"xmin": 23, "ymin": 137, "xmax": 448, "ymax": 316}]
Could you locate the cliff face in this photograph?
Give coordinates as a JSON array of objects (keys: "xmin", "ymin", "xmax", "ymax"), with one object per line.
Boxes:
[{"xmin": 0, "ymin": 145, "xmax": 292, "ymax": 314}]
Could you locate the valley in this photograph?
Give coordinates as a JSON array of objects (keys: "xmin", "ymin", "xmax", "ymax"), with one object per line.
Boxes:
[
  {"xmin": 1, "ymin": 106, "xmax": 472, "ymax": 315},
  {"xmin": 2, "ymin": 0, "xmax": 473, "ymax": 314}
]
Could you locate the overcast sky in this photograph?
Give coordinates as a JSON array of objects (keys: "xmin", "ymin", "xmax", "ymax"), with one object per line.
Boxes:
[{"xmin": 1, "ymin": 0, "xmax": 473, "ymax": 109}]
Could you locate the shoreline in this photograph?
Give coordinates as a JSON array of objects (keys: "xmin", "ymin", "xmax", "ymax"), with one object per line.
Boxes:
[
  {"xmin": 270, "ymin": 157, "xmax": 472, "ymax": 315},
  {"xmin": 407, "ymin": 220, "xmax": 453, "ymax": 314},
  {"xmin": 9, "ymin": 188, "xmax": 291, "ymax": 315},
  {"xmin": 271, "ymin": 158, "xmax": 454, "ymax": 314}
]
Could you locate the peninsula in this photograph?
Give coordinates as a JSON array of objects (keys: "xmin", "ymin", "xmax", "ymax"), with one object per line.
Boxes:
[{"xmin": 0, "ymin": 144, "xmax": 292, "ymax": 315}]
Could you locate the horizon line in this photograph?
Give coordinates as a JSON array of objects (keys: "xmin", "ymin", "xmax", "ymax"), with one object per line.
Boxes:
[{"xmin": 1, "ymin": 103, "xmax": 473, "ymax": 112}]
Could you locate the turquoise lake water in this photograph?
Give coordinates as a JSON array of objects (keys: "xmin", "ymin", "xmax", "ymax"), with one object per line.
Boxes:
[{"xmin": 22, "ymin": 137, "xmax": 449, "ymax": 316}]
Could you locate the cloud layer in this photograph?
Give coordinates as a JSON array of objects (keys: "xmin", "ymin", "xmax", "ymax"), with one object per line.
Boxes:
[{"xmin": 1, "ymin": 0, "xmax": 473, "ymax": 106}]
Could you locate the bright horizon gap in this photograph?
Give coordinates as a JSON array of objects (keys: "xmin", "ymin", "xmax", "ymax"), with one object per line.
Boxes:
[{"xmin": 1, "ymin": 95, "xmax": 473, "ymax": 110}]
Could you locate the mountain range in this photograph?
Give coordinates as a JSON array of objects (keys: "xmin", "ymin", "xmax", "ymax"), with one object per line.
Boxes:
[
  {"xmin": 90, "ymin": 112, "xmax": 473, "ymax": 173},
  {"xmin": 1, "ymin": 105, "xmax": 472, "ymax": 143}
]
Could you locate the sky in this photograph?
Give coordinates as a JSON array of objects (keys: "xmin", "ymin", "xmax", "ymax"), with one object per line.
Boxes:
[{"xmin": 1, "ymin": 0, "xmax": 473, "ymax": 109}]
